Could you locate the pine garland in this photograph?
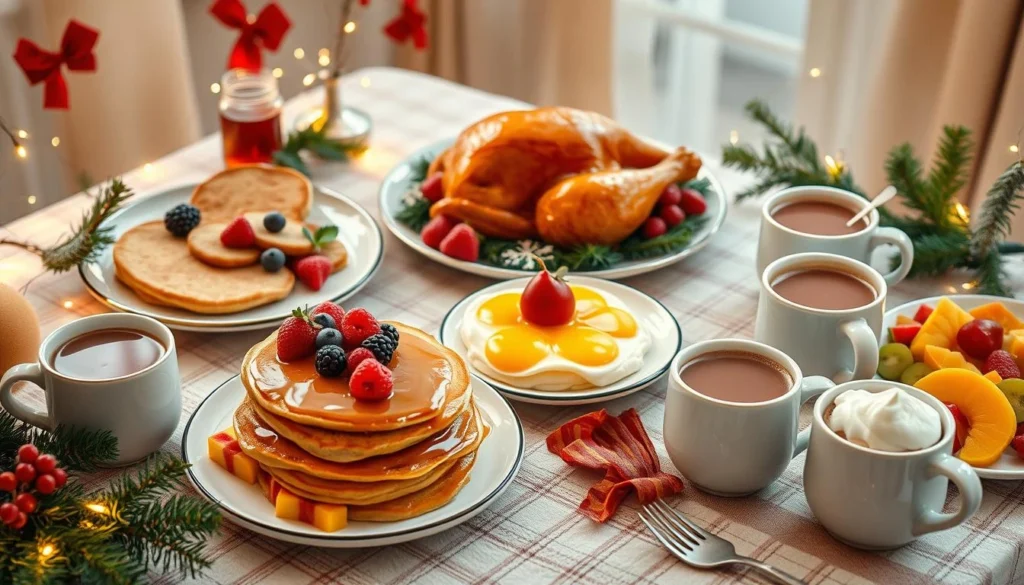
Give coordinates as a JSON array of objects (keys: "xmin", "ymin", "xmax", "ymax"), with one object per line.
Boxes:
[
  {"xmin": 0, "ymin": 410, "xmax": 220, "ymax": 584},
  {"xmin": 722, "ymin": 99, "xmax": 1024, "ymax": 296}
]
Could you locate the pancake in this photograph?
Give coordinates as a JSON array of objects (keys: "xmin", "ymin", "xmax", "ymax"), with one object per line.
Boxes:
[
  {"xmin": 260, "ymin": 454, "xmax": 462, "ymax": 505},
  {"xmin": 349, "ymin": 450, "xmax": 476, "ymax": 522},
  {"xmin": 250, "ymin": 384, "xmax": 471, "ymax": 462},
  {"xmin": 319, "ymin": 239, "xmax": 348, "ymax": 272},
  {"xmin": 234, "ymin": 398, "xmax": 484, "ymax": 482},
  {"xmin": 114, "ymin": 221, "xmax": 294, "ymax": 314},
  {"xmin": 186, "ymin": 222, "xmax": 260, "ymax": 268},
  {"xmin": 243, "ymin": 212, "xmax": 315, "ymax": 256},
  {"xmin": 190, "ymin": 165, "xmax": 312, "ymax": 223},
  {"xmin": 243, "ymin": 323, "xmax": 470, "ymax": 431}
]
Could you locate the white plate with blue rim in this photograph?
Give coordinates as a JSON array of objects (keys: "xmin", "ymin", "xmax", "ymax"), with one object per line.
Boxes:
[
  {"xmin": 884, "ymin": 294, "xmax": 1024, "ymax": 480},
  {"xmin": 439, "ymin": 275, "xmax": 682, "ymax": 405},
  {"xmin": 79, "ymin": 183, "xmax": 383, "ymax": 333},
  {"xmin": 378, "ymin": 138, "xmax": 727, "ymax": 280},
  {"xmin": 181, "ymin": 373, "xmax": 523, "ymax": 547}
]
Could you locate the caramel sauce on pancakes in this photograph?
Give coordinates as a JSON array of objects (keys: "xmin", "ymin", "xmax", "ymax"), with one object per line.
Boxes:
[
  {"xmin": 243, "ymin": 323, "xmax": 470, "ymax": 431},
  {"xmin": 234, "ymin": 398, "xmax": 483, "ymax": 481},
  {"xmin": 348, "ymin": 451, "xmax": 478, "ymax": 522}
]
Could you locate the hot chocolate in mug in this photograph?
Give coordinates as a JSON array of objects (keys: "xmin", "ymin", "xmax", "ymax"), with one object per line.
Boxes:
[{"xmin": 0, "ymin": 313, "xmax": 181, "ymax": 466}]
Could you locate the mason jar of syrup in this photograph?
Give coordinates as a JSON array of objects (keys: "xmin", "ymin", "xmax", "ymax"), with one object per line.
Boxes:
[{"xmin": 219, "ymin": 69, "xmax": 283, "ymax": 167}]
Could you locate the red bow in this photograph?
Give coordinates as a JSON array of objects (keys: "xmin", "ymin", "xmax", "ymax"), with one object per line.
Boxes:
[
  {"xmin": 547, "ymin": 409, "xmax": 684, "ymax": 522},
  {"xmin": 210, "ymin": 0, "xmax": 291, "ymax": 71},
  {"xmin": 384, "ymin": 0, "xmax": 428, "ymax": 50},
  {"xmin": 13, "ymin": 20, "xmax": 99, "ymax": 110}
]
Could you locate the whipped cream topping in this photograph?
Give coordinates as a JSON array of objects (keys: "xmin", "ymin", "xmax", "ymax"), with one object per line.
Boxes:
[{"xmin": 827, "ymin": 388, "xmax": 942, "ymax": 452}]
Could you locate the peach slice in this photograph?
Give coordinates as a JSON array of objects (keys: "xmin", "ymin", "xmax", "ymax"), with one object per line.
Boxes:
[
  {"xmin": 915, "ymin": 368, "xmax": 1016, "ymax": 467},
  {"xmin": 923, "ymin": 345, "xmax": 981, "ymax": 374},
  {"xmin": 911, "ymin": 298, "xmax": 974, "ymax": 361}
]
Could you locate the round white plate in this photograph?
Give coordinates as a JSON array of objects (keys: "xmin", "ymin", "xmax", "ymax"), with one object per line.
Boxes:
[
  {"xmin": 884, "ymin": 294, "xmax": 1024, "ymax": 480},
  {"xmin": 79, "ymin": 183, "xmax": 383, "ymax": 332},
  {"xmin": 439, "ymin": 276, "xmax": 681, "ymax": 405},
  {"xmin": 182, "ymin": 373, "xmax": 523, "ymax": 547},
  {"xmin": 378, "ymin": 139, "xmax": 727, "ymax": 280}
]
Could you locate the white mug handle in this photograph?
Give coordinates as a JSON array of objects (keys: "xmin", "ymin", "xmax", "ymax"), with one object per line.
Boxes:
[
  {"xmin": 913, "ymin": 452, "xmax": 982, "ymax": 536},
  {"xmin": 793, "ymin": 376, "xmax": 834, "ymax": 456},
  {"xmin": 0, "ymin": 363, "xmax": 54, "ymax": 431},
  {"xmin": 834, "ymin": 319, "xmax": 879, "ymax": 384},
  {"xmin": 870, "ymin": 226, "xmax": 914, "ymax": 286}
]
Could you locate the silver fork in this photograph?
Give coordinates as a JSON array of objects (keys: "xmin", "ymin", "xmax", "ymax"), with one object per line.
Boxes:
[{"xmin": 639, "ymin": 499, "xmax": 806, "ymax": 585}]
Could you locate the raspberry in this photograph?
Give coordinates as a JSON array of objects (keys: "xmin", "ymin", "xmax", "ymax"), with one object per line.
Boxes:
[
  {"xmin": 314, "ymin": 345, "xmax": 347, "ymax": 377},
  {"xmin": 984, "ymin": 350, "xmax": 1020, "ymax": 379},
  {"xmin": 220, "ymin": 216, "xmax": 256, "ymax": 248},
  {"xmin": 340, "ymin": 308, "xmax": 381, "ymax": 348},
  {"xmin": 345, "ymin": 347, "xmax": 375, "ymax": 374},
  {"xmin": 380, "ymin": 323, "xmax": 400, "ymax": 347},
  {"xmin": 362, "ymin": 334, "xmax": 396, "ymax": 365},
  {"xmin": 164, "ymin": 204, "xmax": 201, "ymax": 237},
  {"xmin": 311, "ymin": 301, "xmax": 345, "ymax": 326},
  {"xmin": 349, "ymin": 359, "xmax": 394, "ymax": 401}
]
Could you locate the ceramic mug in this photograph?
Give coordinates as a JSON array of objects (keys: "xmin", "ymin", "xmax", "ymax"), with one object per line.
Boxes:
[
  {"xmin": 756, "ymin": 186, "xmax": 913, "ymax": 286},
  {"xmin": 801, "ymin": 380, "xmax": 982, "ymax": 549},
  {"xmin": 0, "ymin": 313, "xmax": 181, "ymax": 466},
  {"xmin": 664, "ymin": 339, "xmax": 834, "ymax": 496},
  {"xmin": 755, "ymin": 252, "xmax": 885, "ymax": 382}
]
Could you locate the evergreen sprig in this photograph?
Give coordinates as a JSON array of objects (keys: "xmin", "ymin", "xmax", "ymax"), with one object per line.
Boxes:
[
  {"xmin": 272, "ymin": 127, "xmax": 362, "ymax": 176},
  {"xmin": 722, "ymin": 99, "xmax": 1024, "ymax": 296}
]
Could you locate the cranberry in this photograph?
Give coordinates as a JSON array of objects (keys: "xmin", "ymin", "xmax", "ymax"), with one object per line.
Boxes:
[
  {"xmin": 0, "ymin": 503, "xmax": 17, "ymax": 525},
  {"xmin": 0, "ymin": 472, "xmax": 16, "ymax": 492},
  {"xmin": 14, "ymin": 463, "xmax": 34, "ymax": 484},
  {"xmin": 659, "ymin": 184, "xmax": 683, "ymax": 207},
  {"xmin": 659, "ymin": 204, "xmax": 686, "ymax": 227},
  {"xmin": 33, "ymin": 454, "xmax": 56, "ymax": 474},
  {"xmin": 16, "ymin": 444, "xmax": 38, "ymax": 464},
  {"xmin": 642, "ymin": 217, "xmax": 667, "ymax": 239},
  {"xmin": 14, "ymin": 492, "xmax": 36, "ymax": 514},
  {"xmin": 35, "ymin": 474, "xmax": 56, "ymax": 495},
  {"xmin": 51, "ymin": 468, "xmax": 67, "ymax": 488}
]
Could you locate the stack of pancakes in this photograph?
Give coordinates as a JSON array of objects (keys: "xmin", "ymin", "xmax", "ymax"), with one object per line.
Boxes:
[{"xmin": 234, "ymin": 322, "xmax": 488, "ymax": 522}]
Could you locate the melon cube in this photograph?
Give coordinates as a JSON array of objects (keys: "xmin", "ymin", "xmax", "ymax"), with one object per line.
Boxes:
[
  {"xmin": 273, "ymin": 486, "xmax": 348, "ymax": 532},
  {"xmin": 208, "ymin": 428, "xmax": 258, "ymax": 484}
]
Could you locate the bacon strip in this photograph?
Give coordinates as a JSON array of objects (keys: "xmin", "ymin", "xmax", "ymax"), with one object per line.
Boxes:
[{"xmin": 547, "ymin": 408, "xmax": 683, "ymax": 522}]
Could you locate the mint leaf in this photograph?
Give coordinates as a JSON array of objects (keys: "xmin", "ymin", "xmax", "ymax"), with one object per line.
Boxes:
[{"xmin": 315, "ymin": 225, "xmax": 338, "ymax": 245}]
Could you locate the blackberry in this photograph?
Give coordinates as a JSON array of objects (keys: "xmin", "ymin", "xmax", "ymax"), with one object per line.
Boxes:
[
  {"xmin": 164, "ymin": 204, "xmax": 201, "ymax": 237},
  {"xmin": 361, "ymin": 334, "xmax": 396, "ymax": 365},
  {"xmin": 314, "ymin": 345, "xmax": 347, "ymax": 377},
  {"xmin": 380, "ymin": 323, "xmax": 400, "ymax": 347}
]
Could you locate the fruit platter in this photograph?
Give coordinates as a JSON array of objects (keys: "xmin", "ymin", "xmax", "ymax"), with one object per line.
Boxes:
[
  {"xmin": 879, "ymin": 294, "xmax": 1024, "ymax": 479},
  {"xmin": 378, "ymin": 107, "xmax": 727, "ymax": 280}
]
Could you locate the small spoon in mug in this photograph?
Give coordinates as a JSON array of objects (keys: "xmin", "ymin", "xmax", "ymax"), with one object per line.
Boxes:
[{"xmin": 846, "ymin": 185, "xmax": 897, "ymax": 227}]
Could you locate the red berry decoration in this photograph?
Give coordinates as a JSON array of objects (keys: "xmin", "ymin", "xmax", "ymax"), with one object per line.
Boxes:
[
  {"xmin": 984, "ymin": 350, "xmax": 1021, "ymax": 379},
  {"xmin": 1013, "ymin": 434, "xmax": 1024, "ymax": 459},
  {"xmin": 349, "ymin": 359, "xmax": 395, "ymax": 401},
  {"xmin": 14, "ymin": 463, "xmax": 35, "ymax": 484},
  {"xmin": 957, "ymin": 319, "xmax": 1003, "ymax": 360},
  {"xmin": 10, "ymin": 512, "xmax": 26, "ymax": 530},
  {"xmin": 345, "ymin": 347, "xmax": 375, "ymax": 374},
  {"xmin": 421, "ymin": 214, "xmax": 459, "ymax": 250},
  {"xmin": 17, "ymin": 444, "xmax": 38, "ymax": 464},
  {"xmin": 34, "ymin": 454, "xmax": 57, "ymax": 474},
  {"xmin": 220, "ymin": 216, "xmax": 256, "ymax": 248},
  {"xmin": 420, "ymin": 172, "xmax": 445, "ymax": 203},
  {"xmin": 51, "ymin": 468, "xmax": 67, "ymax": 488},
  {"xmin": 642, "ymin": 217, "xmax": 667, "ymax": 239},
  {"xmin": 276, "ymin": 308, "xmax": 318, "ymax": 362},
  {"xmin": 438, "ymin": 224, "xmax": 480, "ymax": 262},
  {"xmin": 679, "ymin": 188, "xmax": 707, "ymax": 215},
  {"xmin": 294, "ymin": 255, "xmax": 333, "ymax": 291},
  {"xmin": 14, "ymin": 492, "xmax": 36, "ymax": 514},
  {"xmin": 659, "ymin": 184, "xmax": 682, "ymax": 207},
  {"xmin": 520, "ymin": 260, "xmax": 575, "ymax": 327},
  {"xmin": 35, "ymin": 474, "xmax": 56, "ymax": 495},
  {"xmin": 0, "ymin": 472, "xmax": 15, "ymax": 492},
  {"xmin": 310, "ymin": 301, "xmax": 346, "ymax": 328},
  {"xmin": 340, "ymin": 308, "xmax": 382, "ymax": 349},
  {"xmin": 659, "ymin": 204, "xmax": 686, "ymax": 227},
  {"xmin": 0, "ymin": 503, "xmax": 17, "ymax": 525}
]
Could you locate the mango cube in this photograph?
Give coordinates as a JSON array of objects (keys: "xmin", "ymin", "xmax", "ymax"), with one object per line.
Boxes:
[
  {"xmin": 984, "ymin": 370, "xmax": 1003, "ymax": 384},
  {"xmin": 924, "ymin": 345, "xmax": 981, "ymax": 374},
  {"xmin": 271, "ymin": 482, "xmax": 348, "ymax": 532},
  {"xmin": 208, "ymin": 428, "xmax": 258, "ymax": 484}
]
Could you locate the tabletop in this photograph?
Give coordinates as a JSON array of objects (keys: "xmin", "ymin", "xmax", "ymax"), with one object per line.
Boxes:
[{"xmin": 2, "ymin": 67, "xmax": 1023, "ymax": 585}]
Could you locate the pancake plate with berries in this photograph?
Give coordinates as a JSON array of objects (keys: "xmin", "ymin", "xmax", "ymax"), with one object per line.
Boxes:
[
  {"xmin": 114, "ymin": 221, "xmax": 295, "ymax": 314},
  {"xmin": 242, "ymin": 323, "xmax": 470, "ymax": 432}
]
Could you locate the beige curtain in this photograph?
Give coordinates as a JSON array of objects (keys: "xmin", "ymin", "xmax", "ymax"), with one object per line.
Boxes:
[
  {"xmin": 393, "ymin": 0, "xmax": 614, "ymax": 115},
  {"xmin": 798, "ymin": 0, "xmax": 1024, "ymax": 234}
]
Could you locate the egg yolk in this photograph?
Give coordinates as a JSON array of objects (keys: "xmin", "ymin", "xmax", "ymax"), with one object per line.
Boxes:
[{"xmin": 478, "ymin": 286, "xmax": 638, "ymax": 373}]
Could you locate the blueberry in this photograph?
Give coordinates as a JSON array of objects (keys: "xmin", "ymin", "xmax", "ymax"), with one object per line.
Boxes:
[
  {"xmin": 312, "ymin": 313, "xmax": 337, "ymax": 330},
  {"xmin": 260, "ymin": 248, "xmax": 285, "ymax": 272},
  {"xmin": 263, "ymin": 212, "xmax": 287, "ymax": 233},
  {"xmin": 316, "ymin": 327, "xmax": 343, "ymax": 349}
]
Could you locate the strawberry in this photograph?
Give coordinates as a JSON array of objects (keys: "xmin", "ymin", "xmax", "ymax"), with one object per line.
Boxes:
[
  {"xmin": 277, "ymin": 307, "xmax": 318, "ymax": 362},
  {"xmin": 295, "ymin": 255, "xmax": 332, "ymax": 291},
  {"xmin": 349, "ymin": 359, "xmax": 394, "ymax": 401},
  {"xmin": 421, "ymin": 215, "xmax": 459, "ymax": 250},
  {"xmin": 642, "ymin": 217, "xmax": 667, "ymax": 239},
  {"xmin": 311, "ymin": 301, "xmax": 345, "ymax": 327},
  {"xmin": 913, "ymin": 304, "xmax": 934, "ymax": 324},
  {"xmin": 420, "ymin": 172, "xmax": 445, "ymax": 203},
  {"xmin": 679, "ymin": 188, "xmax": 707, "ymax": 216},
  {"xmin": 220, "ymin": 217, "xmax": 256, "ymax": 248},
  {"xmin": 340, "ymin": 308, "xmax": 382, "ymax": 349},
  {"xmin": 439, "ymin": 224, "xmax": 479, "ymax": 262},
  {"xmin": 984, "ymin": 350, "xmax": 1021, "ymax": 379},
  {"xmin": 1013, "ymin": 435, "xmax": 1024, "ymax": 459},
  {"xmin": 888, "ymin": 323, "xmax": 921, "ymax": 345}
]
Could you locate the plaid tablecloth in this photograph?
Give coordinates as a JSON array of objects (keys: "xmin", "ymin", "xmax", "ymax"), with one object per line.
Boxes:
[{"xmin": 2, "ymin": 67, "xmax": 1023, "ymax": 585}]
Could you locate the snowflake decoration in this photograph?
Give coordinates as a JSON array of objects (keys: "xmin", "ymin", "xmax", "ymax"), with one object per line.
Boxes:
[
  {"xmin": 401, "ymin": 187, "xmax": 425, "ymax": 208},
  {"xmin": 498, "ymin": 240, "xmax": 556, "ymax": 270}
]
